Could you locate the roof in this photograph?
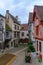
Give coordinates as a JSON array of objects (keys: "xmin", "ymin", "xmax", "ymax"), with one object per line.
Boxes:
[
  {"xmin": 20, "ymin": 24, "xmax": 28, "ymax": 30},
  {"xmin": 34, "ymin": 5, "xmax": 43, "ymax": 21},
  {"xmin": 9, "ymin": 13, "xmax": 20, "ymax": 25},
  {"xmin": 6, "ymin": 24, "xmax": 12, "ymax": 31},
  {"xmin": 0, "ymin": 14, "xmax": 5, "ymax": 18},
  {"xmin": 28, "ymin": 13, "xmax": 33, "ymax": 24}
]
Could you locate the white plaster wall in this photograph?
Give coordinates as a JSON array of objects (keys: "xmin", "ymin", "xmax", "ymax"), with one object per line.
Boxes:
[
  {"xmin": 13, "ymin": 23, "xmax": 20, "ymax": 31},
  {"xmin": 33, "ymin": 39, "xmax": 37, "ymax": 52},
  {"xmin": 41, "ymin": 41, "xmax": 43, "ymax": 61},
  {"xmin": 3, "ymin": 18, "xmax": 5, "ymax": 42},
  {"xmin": 20, "ymin": 30, "xmax": 28, "ymax": 39},
  {"xmin": 38, "ymin": 40, "xmax": 43, "ymax": 64},
  {"xmin": 0, "ymin": 17, "xmax": 5, "ymax": 43},
  {"xmin": 42, "ymin": 41, "xmax": 43, "ymax": 54},
  {"xmin": 35, "ymin": 40, "xmax": 42, "ymax": 54},
  {"xmin": 31, "ymin": 23, "xmax": 35, "ymax": 41}
]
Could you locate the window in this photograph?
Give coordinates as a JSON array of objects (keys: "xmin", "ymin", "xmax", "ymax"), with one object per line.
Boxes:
[
  {"xmin": 6, "ymin": 32, "xmax": 9, "ymax": 37},
  {"xmin": 0, "ymin": 19, "xmax": 3, "ymax": 30},
  {"xmin": 0, "ymin": 19, "xmax": 3, "ymax": 25},
  {"xmin": 15, "ymin": 25, "xmax": 16, "ymax": 29},
  {"xmin": 7, "ymin": 15, "xmax": 9, "ymax": 20},
  {"xmin": 11, "ymin": 42, "xmax": 13, "ymax": 47},
  {"xmin": 0, "ymin": 31, "xmax": 3, "ymax": 40},
  {"xmin": 21, "ymin": 27, "xmax": 24, "ymax": 30},
  {"xmin": 27, "ymin": 34, "xmax": 29, "ymax": 36},
  {"xmin": 8, "ymin": 16, "xmax": 9, "ymax": 20},
  {"xmin": 17, "ymin": 26, "xmax": 19, "ymax": 30},
  {"xmin": 21, "ymin": 32, "xmax": 24, "ymax": 36},
  {"xmin": 37, "ymin": 41, "xmax": 38, "ymax": 51},
  {"xmin": 17, "ymin": 32, "xmax": 19, "ymax": 37},
  {"xmin": 14, "ymin": 32, "xmax": 16, "ymax": 37},
  {"xmin": 36, "ymin": 26, "xmax": 38, "ymax": 35},
  {"xmin": 39, "ymin": 42, "xmax": 41, "ymax": 52}
]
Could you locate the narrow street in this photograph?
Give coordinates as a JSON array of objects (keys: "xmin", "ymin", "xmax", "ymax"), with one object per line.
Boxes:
[{"xmin": 9, "ymin": 47, "xmax": 40, "ymax": 65}]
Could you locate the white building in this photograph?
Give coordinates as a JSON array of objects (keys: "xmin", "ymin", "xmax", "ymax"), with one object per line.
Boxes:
[
  {"xmin": 6, "ymin": 10, "xmax": 21, "ymax": 47},
  {"xmin": 20, "ymin": 24, "xmax": 29, "ymax": 43},
  {"xmin": 28, "ymin": 13, "xmax": 36, "ymax": 49},
  {"xmin": 0, "ymin": 14, "xmax": 5, "ymax": 49}
]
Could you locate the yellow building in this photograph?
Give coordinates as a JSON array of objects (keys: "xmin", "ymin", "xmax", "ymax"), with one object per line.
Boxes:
[{"xmin": 6, "ymin": 10, "xmax": 21, "ymax": 47}]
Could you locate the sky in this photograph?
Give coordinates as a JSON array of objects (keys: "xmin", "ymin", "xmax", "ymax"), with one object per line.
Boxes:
[{"xmin": 0, "ymin": 0, "xmax": 43, "ymax": 24}]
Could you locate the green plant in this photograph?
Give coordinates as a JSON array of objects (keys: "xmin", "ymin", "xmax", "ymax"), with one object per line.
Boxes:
[
  {"xmin": 25, "ymin": 56, "xmax": 31, "ymax": 63},
  {"xmin": 29, "ymin": 45, "xmax": 35, "ymax": 52},
  {"xmin": 38, "ymin": 57, "xmax": 42, "ymax": 63},
  {"xmin": 27, "ymin": 48, "xmax": 31, "ymax": 52},
  {"xmin": 28, "ymin": 42, "xmax": 33, "ymax": 46},
  {"xmin": 27, "ymin": 42, "xmax": 35, "ymax": 52}
]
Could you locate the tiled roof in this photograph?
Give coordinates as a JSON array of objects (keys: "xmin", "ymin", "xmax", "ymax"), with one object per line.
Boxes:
[
  {"xmin": 28, "ymin": 13, "xmax": 33, "ymax": 24},
  {"xmin": 9, "ymin": 13, "xmax": 20, "ymax": 25},
  {"xmin": 34, "ymin": 5, "xmax": 43, "ymax": 21},
  {"xmin": 20, "ymin": 24, "xmax": 28, "ymax": 30}
]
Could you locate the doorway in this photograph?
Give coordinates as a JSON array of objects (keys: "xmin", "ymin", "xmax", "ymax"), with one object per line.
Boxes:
[{"xmin": 14, "ymin": 40, "xmax": 16, "ymax": 47}]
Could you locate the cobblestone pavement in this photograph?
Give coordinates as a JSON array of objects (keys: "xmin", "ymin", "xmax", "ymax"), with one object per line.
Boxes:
[
  {"xmin": 7, "ymin": 45, "xmax": 27, "ymax": 54},
  {"xmin": 10, "ymin": 50, "xmax": 41, "ymax": 65}
]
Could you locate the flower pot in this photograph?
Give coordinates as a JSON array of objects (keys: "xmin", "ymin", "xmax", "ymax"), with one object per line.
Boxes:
[{"xmin": 25, "ymin": 56, "xmax": 31, "ymax": 63}]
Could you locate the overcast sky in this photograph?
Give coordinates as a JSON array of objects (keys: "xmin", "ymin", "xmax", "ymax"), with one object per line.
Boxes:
[{"xmin": 0, "ymin": 0, "xmax": 43, "ymax": 24}]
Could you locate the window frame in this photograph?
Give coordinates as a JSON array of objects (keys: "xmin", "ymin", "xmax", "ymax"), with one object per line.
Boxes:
[{"xmin": 21, "ymin": 32, "xmax": 24, "ymax": 36}]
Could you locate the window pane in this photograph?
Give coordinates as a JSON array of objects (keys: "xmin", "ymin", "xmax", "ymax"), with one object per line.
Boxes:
[
  {"xmin": 0, "ymin": 31, "xmax": 3, "ymax": 40},
  {"xmin": 14, "ymin": 32, "xmax": 16, "ymax": 37},
  {"xmin": 39, "ymin": 42, "xmax": 41, "ymax": 52},
  {"xmin": 21, "ymin": 32, "xmax": 24, "ymax": 36},
  {"xmin": 15, "ymin": 25, "xmax": 16, "ymax": 29}
]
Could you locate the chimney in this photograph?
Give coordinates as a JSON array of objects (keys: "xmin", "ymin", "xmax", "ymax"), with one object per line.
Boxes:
[
  {"xmin": 6, "ymin": 10, "xmax": 9, "ymax": 21},
  {"xmin": 6, "ymin": 10, "xmax": 9, "ymax": 14},
  {"xmin": 16, "ymin": 16, "xmax": 18, "ymax": 20}
]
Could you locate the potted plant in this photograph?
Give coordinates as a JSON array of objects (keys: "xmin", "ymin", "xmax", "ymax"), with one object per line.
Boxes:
[
  {"xmin": 28, "ymin": 42, "xmax": 35, "ymax": 52},
  {"xmin": 25, "ymin": 55, "xmax": 31, "ymax": 63},
  {"xmin": 27, "ymin": 48, "xmax": 31, "ymax": 52},
  {"xmin": 25, "ymin": 41, "xmax": 35, "ymax": 63},
  {"xmin": 25, "ymin": 49, "xmax": 31, "ymax": 63},
  {"xmin": 38, "ymin": 57, "xmax": 42, "ymax": 63},
  {"xmin": 28, "ymin": 42, "xmax": 33, "ymax": 46},
  {"xmin": 29, "ymin": 45, "xmax": 35, "ymax": 52}
]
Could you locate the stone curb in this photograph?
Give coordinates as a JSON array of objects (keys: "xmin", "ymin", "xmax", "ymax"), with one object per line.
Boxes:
[{"xmin": 6, "ymin": 55, "xmax": 16, "ymax": 65}]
